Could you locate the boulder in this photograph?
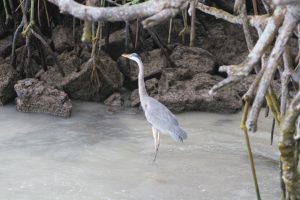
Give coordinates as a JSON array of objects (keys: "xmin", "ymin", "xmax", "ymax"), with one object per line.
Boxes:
[
  {"xmin": 158, "ymin": 72, "xmax": 242, "ymax": 113},
  {"xmin": 209, "ymin": 0, "xmax": 235, "ymax": 13},
  {"xmin": 106, "ymin": 28, "xmax": 130, "ymax": 60},
  {"xmin": 39, "ymin": 50, "xmax": 86, "ymax": 87},
  {"xmin": 170, "ymin": 44, "xmax": 216, "ymax": 74},
  {"xmin": 230, "ymin": 74, "xmax": 281, "ymax": 97},
  {"xmin": 61, "ymin": 52, "xmax": 124, "ymax": 101},
  {"xmin": 104, "ymin": 92, "xmax": 123, "ymax": 107},
  {"xmin": 39, "ymin": 51, "xmax": 123, "ymax": 102},
  {"xmin": 288, "ymin": 37, "xmax": 299, "ymax": 61},
  {"xmin": 0, "ymin": 36, "xmax": 13, "ymax": 58},
  {"xmin": 51, "ymin": 25, "xmax": 74, "ymax": 52},
  {"xmin": 38, "ymin": 67, "xmax": 64, "ymax": 88},
  {"xmin": 0, "ymin": 63, "xmax": 20, "ymax": 105},
  {"xmin": 11, "ymin": 46, "xmax": 41, "ymax": 76},
  {"xmin": 230, "ymin": 75, "xmax": 256, "ymax": 97},
  {"xmin": 123, "ymin": 46, "xmax": 241, "ymax": 113},
  {"xmin": 106, "ymin": 23, "xmax": 154, "ymax": 60},
  {"xmin": 0, "ymin": 26, "xmax": 7, "ymax": 39},
  {"xmin": 118, "ymin": 49, "xmax": 167, "ymax": 81},
  {"xmin": 14, "ymin": 78, "xmax": 72, "ymax": 117},
  {"xmin": 0, "ymin": 35, "xmax": 24, "ymax": 58},
  {"xmin": 197, "ymin": 16, "xmax": 250, "ymax": 66},
  {"xmin": 130, "ymin": 90, "xmax": 140, "ymax": 107},
  {"xmin": 152, "ymin": 18, "xmax": 185, "ymax": 44},
  {"xmin": 130, "ymin": 78, "xmax": 159, "ymax": 107}
]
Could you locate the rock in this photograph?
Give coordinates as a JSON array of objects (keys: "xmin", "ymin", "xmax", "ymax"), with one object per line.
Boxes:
[
  {"xmin": 14, "ymin": 78, "xmax": 72, "ymax": 117},
  {"xmin": 0, "ymin": 63, "xmax": 20, "ymax": 105},
  {"xmin": 230, "ymin": 75, "xmax": 256, "ymax": 97},
  {"xmin": 170, "ymin": 44, "xmax": 216, "ymax": 74},
  {"xmin": 0, "ymin": 26, "xmax": 7, "ymax": 39},
  {"xmin": 0, "ymin": 35, "xmax": 24, "ymax": 58},
  {"xmin": 130, "ymin": 78, "xmax": 159, "ymax": 107},
  {"xmin": 158, "ymin": 73, "xmax": 242, "ymax": 113},
  {"xmin": 130, "ymin": 90, "xmax": 140, "ymax": 107},
  {"xmin": 10, "ymin": 46, "xmax": 41, "ymax": 76},
  {"xmin": 118, "ymin": 49, "xmax": 167, "ymax": 81},
  {"xmin": 197, "ymin": 16, "xmax": 250, "ymax": 66},
  {"xmin": 39, "ymin": 51, "xmax": 123, "ymax": 102},
  {"xmin": 0, "ymin": 36, "xmax": 12, "ymax": 58},
  {"xmin": 106, "ymin": 28, "xmax": 130, "ymax": 60},
  {"xmin": 288, "ymin": 37, "xmax": 299, "ymax": 60},
  {"xmin": 51, "ymin": 25, "xmax": 74, "ymax": 52},
  {"xmin": 231, "ymin": 74, "xmax": 281, "ymax": 98},
  {"xmin": 61, "ymin": 52, "xmax": 124, "ymax": 101},
  {"xmin": 104, "ymin": 92, "xmax": 123, "ymax": 107},
  {"xmin": 38, "ymin": 67, "xmax": 64, "ymax": 88},
  {"xmin": 152, "ymin": 18, "xmax": 185, "ymax": 44},
  {"xmin": 39, "ymin": 49, "xmax": 89, "ymax": 87},
  {"xmin": 106, "ymin": 24, "xmax": 154, "ymax": 60},
  {"xmin": 57, "ymin": 50, "xmax": 83, "ymax": 74},
  {"xmin": 271, "ymin": 79, "xmax": 281, "ymax": 97},
  {"xmin": 209, "ymin": 0, "xmax": 235, "ymax": 13},
  {"xmin": 124, "ymin": 51, "xmax": 241, "ymax": 113},
  {"xmin": 145, "ymin": 78, "xmax": 159, "ymax": 96}
]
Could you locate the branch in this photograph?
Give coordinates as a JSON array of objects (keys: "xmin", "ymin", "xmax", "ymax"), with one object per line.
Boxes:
[
  {"xmin": 196, "ymin": 3, "xmax": 270, "ymax": 28},
  {"xmin": 281, "ymin": 47, "xmax": 292, "ymax": 117},
  {"xmin": 196, "ymin": 3, "xmax": 242, "ymax": 24},
  {"xmin": 10, "ymin": 18, "xmax": 25, "ymax": 66},
  {"xmin": 279, "ymin": 90, "xmax": 300, "ymax": 199},
  {"xmin": 240, "ymin": 0, "xmax": 254, "ymax": 51},
  {"xmin": 296, "ymin": 24, "xmax": 300, "ymax": 63},
  {"xmin": 209, "ymin": 6, "xmax": 285, "ymax": 94},
  {"xmin": 273, "ymin": 0, "xmax": 300, "ymax": 5},
  {"xmin": 31, "ymin": 29, "xmax": 65, "ymax": 76},
  {"xmin": 46, "ymin": 0, "xmax": 189, "ymax": 28},
  {"xmin": 247, "ymin": 6, "xmax": 300, "ymax": 132}
]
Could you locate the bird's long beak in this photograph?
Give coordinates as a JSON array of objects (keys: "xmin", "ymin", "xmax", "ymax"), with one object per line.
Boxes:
[{"xmin": 121, "ymin": 54, "xmax": 130, "ymax": 58}]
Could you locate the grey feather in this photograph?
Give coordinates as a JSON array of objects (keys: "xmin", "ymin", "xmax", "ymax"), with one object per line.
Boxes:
[
  {"xmin": 143, "ymin": 97, "xmax": 187, "ymax": 142},
  {"xmin": 169, "ymin": 126, "xmax": 187, "ymax": 142}
]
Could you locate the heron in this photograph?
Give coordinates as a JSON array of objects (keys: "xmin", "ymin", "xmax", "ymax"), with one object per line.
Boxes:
[{"xmin": 122, "ymin": 53, "xmax": 188, "ymax": 161}]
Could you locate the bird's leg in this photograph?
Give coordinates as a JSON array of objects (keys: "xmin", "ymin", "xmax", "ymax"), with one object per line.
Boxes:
[
  {"xmin": 152, "ymin": 127, "xmax": 157, "ymax": 151},
  {"xmin": 152, "ymin": 127, "xmax": 159, "ymax": 162},
  {"xmin": 154, "ymin": 131, "xmax": 161, "ymax": 162},
  {"xmin": 157, "ymin": 132, "xmax": 160, "ymax": 149}
]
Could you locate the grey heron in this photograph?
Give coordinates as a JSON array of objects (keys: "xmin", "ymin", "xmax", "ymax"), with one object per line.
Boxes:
[{"xmin": 122, "ymin": 53, "xmax": 188, "ymax": 161}]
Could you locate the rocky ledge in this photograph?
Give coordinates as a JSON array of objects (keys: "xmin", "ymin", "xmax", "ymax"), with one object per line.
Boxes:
[
  {"xmin": 0, "ymin": 62, "xmax": 20, "ymax": 105},
  {"xmin": 14, "ymin": 79, "xmax": 72, "ymax": 117}
]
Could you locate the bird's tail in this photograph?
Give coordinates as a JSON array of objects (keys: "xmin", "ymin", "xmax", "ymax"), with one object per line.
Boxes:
[{"xmin": 169, "ymin": 126, "xmax": 188, "ymax": 142}]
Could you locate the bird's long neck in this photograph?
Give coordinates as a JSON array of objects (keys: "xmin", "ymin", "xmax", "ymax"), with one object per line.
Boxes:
[{"xmin": 137, "ymin": 59, "xmax": 149, "ymax": 101}]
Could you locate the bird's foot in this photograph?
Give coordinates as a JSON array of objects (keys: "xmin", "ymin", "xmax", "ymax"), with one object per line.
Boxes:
[{"xmin": 153, "ymin": 146, "xmax": 159, "ymax": 162}]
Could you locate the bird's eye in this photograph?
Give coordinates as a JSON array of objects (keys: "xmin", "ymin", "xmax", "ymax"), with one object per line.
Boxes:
[{"xmin": 132, "ymin": 53, "xmax": 140, "ymax": 59}]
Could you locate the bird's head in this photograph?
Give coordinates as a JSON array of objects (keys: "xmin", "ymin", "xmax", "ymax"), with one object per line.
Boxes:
[{"xmin": 121, "ymin": 53, "xmax": 141, "ymax": 62}]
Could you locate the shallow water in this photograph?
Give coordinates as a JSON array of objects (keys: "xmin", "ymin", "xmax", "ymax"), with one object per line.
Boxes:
[{"xmin": 0, "ymin": 101, "xmax": 281, "ymax": 200}]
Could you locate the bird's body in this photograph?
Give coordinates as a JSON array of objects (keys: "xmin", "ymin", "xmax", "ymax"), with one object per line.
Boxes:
[
  {"xmin": 122, "ymin": 53, "xmax": 187, "ymax": 161},
  {"xmin": 141, "ymin": 96, "xmax": 187, "ymax": 142}
]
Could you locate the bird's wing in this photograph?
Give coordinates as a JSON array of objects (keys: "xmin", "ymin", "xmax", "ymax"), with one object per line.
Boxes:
[{"xmin": 144, "ymin": 97, "xmax": 179, "ymax": 132}]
